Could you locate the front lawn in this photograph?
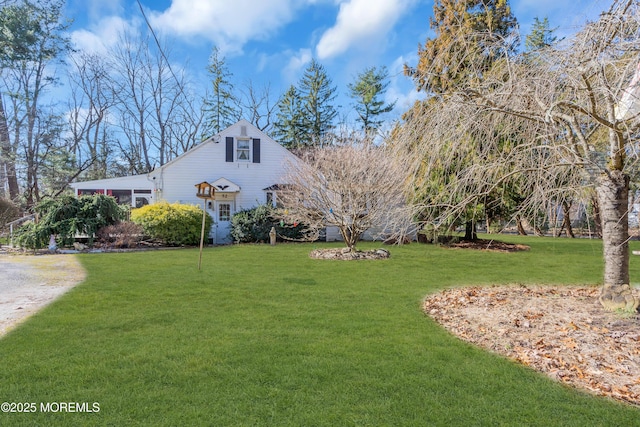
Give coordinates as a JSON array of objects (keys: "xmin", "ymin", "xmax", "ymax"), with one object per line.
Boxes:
[{"xmin": 1, "ymin": 237, "xmax": 639, "ymax": 426}]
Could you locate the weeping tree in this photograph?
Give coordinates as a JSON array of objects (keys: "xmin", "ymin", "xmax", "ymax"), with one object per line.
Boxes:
[
  {"xmin": 398, "ymin": 0, "xmax": 640, "ymax": 311},
  {"xmin": 405, "ymin": 0, "xmax": 518, "ymax": 240},
  {"xmin": 278, "ymin": 141, "xmax": 412, "ymax": 252}
]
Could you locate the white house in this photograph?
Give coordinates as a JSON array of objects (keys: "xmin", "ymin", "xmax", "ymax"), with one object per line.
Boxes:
[{"xmin": 69, "ymin": 120, "xmax": 300, "ymax": 244}]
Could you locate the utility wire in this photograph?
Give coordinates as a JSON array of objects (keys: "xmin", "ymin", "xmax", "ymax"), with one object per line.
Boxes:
[{"xmin": 135, "ymin": 0, "xmax": 189, "ymax": 101}]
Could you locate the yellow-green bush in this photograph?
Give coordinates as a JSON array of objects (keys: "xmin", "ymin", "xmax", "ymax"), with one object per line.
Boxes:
[{"xmin": 130, "ymin": 202, "xmax": 212, "ymax": 246}]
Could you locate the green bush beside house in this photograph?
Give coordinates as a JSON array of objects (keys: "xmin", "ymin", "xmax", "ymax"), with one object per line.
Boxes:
[
  {"xmin": 231, "ymin": 204, "xmax": 305, "ymax": 243},
  {"xmin": 131, "ymin": 201, "xmax": 212, "ymax": 246}
]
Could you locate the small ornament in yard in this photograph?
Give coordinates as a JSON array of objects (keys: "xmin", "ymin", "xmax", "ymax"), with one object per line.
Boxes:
[
  {"xmin": 269, "ymin": 226, "xmax": 276, "ymax": 246},
  {"xmin": 48, "ymin": 235, "xmax": 57, "ymax": 253}
]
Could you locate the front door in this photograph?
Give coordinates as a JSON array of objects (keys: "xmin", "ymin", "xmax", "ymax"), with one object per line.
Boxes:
[{"xmin": 214, "ymin": 201, "xmax": 233, "ymax": 244}]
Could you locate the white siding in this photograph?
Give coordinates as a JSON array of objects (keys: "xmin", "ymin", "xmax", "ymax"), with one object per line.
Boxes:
[
  {"xmin": 149, "ymin": 120, "xmax": 299, "ymax": 209},
  {"xmin": 71, "ymin": 120, "xmax": 301, "ymax": 243}
]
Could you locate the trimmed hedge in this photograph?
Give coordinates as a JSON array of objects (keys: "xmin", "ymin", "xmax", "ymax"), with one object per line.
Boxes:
[{"xmin": 131, "ymin": 202, "xmax": 212, "ymax": 246}]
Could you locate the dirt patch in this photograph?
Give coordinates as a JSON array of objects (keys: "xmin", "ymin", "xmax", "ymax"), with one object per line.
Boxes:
[
  {"xmin": 444, "ymin": 238, "xmax": 530, "ymax": 253},
  {"xmin": 309, "ymin": 247, "xmax": 391, "ymax": 260},
  {"xmin": 0, "ymin": 254, "xmax": 86, "ymax": 338},
  {"xmin": 423, "ymin": 285, "xmax": 640, "ymax": 407}
]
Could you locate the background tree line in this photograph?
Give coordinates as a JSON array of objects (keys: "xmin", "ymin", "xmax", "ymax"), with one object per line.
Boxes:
[
  {"xmin": 395, "ymin": 0, "xmax": 640, "ymax": 311},
  {"xmin": 0, "ymin": 0, "xmax": 397, "ymax": 210}
]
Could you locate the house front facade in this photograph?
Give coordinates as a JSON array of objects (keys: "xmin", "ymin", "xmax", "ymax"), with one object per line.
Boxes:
[{"xmin": 70, "ymin": 120, "xmax": 299, "ymax": 244}]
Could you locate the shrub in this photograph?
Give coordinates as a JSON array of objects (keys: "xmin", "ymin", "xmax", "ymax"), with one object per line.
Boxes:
[
  {"xmin": 97, "ymin": 222, "xmax": 144, "ymax": 248},
  {"xmin": 13, "ymin": 220, "xmax": 49, "ymax": 250},
  {"xmin": 231, "ymin": 204, "xmax": 305, "ymax": 243},
  {"xmin": 15, "ymin": 194, "xmax": 125, "ymax": 249},
  {"xmin": 130, "ymin": 202, "xmax": 212, "ymax": 246},
  {"xmin": 0, "ymin": 197, "xmax": 20, "ymax": 229}
]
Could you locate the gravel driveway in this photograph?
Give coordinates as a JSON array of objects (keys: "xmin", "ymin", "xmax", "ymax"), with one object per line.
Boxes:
[{"xmin": 0, "ymin": 254, "xmax": 86, "ymax": 337}]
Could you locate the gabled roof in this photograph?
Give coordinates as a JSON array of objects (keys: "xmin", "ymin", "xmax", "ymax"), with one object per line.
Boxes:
[
  {"xmin": 69, "ymin": 173, "xmax": 151, "ymax": 189},
  {"xmin": 70, "ymin": 120, "xmax": 299, "ymax": 187},
  {"xmin": 262, "ymin": 184, "xmax": 294, "ymax": 191},
  {"xmin": 211, "ymin": 177, "xmax": 241, "ymax": 193},
  {"xmin": 147, "ymin": 119, "xmax": 296, "ymax": 173}
]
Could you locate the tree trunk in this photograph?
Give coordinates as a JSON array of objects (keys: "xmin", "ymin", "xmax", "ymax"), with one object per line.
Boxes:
[
  {"xmin": 0, "ymin": 96, "xmax": 19, "ymax": 200},
  {"xmin": 516, "ymin": 217, "xmax": 527, "ymax": 235},
  {"xmin": 590, "ymin": 195, "xmax": 603, "ymax": 239},
  {"xmin": 558, "ymin": 201, "xmax": 575, "ymax": 238},
  {"xmin": 464, "ymin": 220, "xmax": 477, "ymax": 241},
  {"xmin": 596, "ymin": 172, "xmax": 639, "ymax": 311},
  {"xmin": 340, "ymin": 226, "xmax": 359, "ymax": 252}
]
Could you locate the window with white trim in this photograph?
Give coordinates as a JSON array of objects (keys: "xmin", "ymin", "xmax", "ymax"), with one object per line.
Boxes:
[{"xmin": 237, "ymin": 139, "xmax": 250, "ymax": 161}]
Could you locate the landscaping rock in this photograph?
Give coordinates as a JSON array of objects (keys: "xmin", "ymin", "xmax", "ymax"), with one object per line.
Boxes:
[{"xmin": 309, "ymin": 248, "xmax": 391, "ymax": 260}]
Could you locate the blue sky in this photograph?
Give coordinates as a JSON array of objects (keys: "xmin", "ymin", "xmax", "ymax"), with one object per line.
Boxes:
[{"xmin": 62, "ymin": 0, "xmax": 609, "ymax": 125}]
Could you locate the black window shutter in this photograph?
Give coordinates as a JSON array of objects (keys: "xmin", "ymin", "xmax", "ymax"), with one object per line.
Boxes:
[
  {"xmin": 225, "ymin": 137, "xmax": 234, "ymax": 162},
  {"xmin": 253, "ymin": 138, "xmax": 261, "ymax": 163}
]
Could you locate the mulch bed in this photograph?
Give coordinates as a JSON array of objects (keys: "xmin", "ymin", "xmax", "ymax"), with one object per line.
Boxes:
[{"xmin": 424, "ymin": 285, "xmax": 640, "ymax": 407}]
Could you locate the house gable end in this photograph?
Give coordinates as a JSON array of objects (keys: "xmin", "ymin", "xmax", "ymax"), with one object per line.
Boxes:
[{"xmin": 218, "ymin": 119, "xmax": 298, "ymax": 165}]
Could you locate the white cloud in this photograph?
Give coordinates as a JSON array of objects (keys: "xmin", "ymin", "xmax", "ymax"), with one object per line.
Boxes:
[
  {"xmin": 66, "ymin": 0, "xmax": 124, "ymax": 23},
  {"xmin": 84, "ymin": 0, "xmax": 124, "ymax": 20},
  {"xmin": 282, "ymin": 48, "xmax": 313, "ymax": 83},
  {"xmin": 387, "ymin": 53, "xmax": 423, "ymax": 113},
  {"xmin": 70, "ymin": 16, "xmax": 136, "ymax": 55},
  {"xmin": 149, "ymin": 0, "xmax": 301, "ymax": 54},
  {"xmin": 316, "ymin": 0, "xmax": 415, "ymax": 60}
]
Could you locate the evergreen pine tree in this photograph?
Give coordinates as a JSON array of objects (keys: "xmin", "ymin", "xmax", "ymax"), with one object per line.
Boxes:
[
  {"xmin": 274, "ymin": 85, "xmax": 305, "ymax": 148},
  {"xmin": 348, "ymin": 66, "xmax": 396, "ymax": 136},
  {"xmin": 202, "ymin": 47, "xmax": 240, "ymax": 138},
  {"xmin": 406, "ymin": 0, "xmax": 518, "ymax": 94},
  {"xmin": 525, "ymin": 17, "xmax": 558, "ymax": 52},
  {"xmin": 298, "ymin": 59, "xmax": 338, "ymax": 147}
]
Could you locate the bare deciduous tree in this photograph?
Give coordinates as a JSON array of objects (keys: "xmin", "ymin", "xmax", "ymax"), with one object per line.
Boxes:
[
  {"xmin": 0, "ymin": 0, "xmax": 72, "ymax": 206},
  {"xmin": 397, "ymin": 0, "xmax": 640, "ymax": 311},
  {"xmin": 278, "ymin": 141, "xmax": 412, "ymax": 252},
  {"xmin": 67, "ymin": 52, "xmax": 115, "ymax": 179},
  {"xmin": 239, "ymin": 79, "xmax": 277, "ymax": 134},
  {"xmin": 109, "ymin": 30, "xmax": 203, "ymax": 174}
]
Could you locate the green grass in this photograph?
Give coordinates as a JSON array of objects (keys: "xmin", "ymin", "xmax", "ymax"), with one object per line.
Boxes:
[{"xmin": 1, "ymin": 236, "xmax": 640, "ymax": 426}]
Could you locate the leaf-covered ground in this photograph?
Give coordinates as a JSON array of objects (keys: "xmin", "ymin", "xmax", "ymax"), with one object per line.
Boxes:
[{"xmin": 424, "ymin": 285, "xmax": 640, "ymax": 407}]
